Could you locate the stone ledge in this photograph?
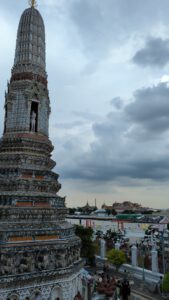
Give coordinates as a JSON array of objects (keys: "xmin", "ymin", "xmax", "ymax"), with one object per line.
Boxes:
[{"xmin": 0, "ymin": 259, "xmax": 84, "ymax": 289}]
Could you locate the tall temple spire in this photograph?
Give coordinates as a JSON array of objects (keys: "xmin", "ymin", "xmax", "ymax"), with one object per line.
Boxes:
[
  {"xmin": 4, "ymin": 4, "xmax": 49, "ymax": 136},
  {"xmin": 0, "ymin": 4, "xmax": 55, "ymax": 202},
  {"xmin": 0, "ymin": 3, "xmax": 82, "ymax": 299},
  {"xmin": 13, "ymin": 4, "xmax": 46, "ymax": 74}
]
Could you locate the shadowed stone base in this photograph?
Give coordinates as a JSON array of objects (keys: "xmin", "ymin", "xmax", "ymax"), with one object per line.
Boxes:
[{"xmin": 0, "ymin": 266, "xmax": 83, "ymax": 300}]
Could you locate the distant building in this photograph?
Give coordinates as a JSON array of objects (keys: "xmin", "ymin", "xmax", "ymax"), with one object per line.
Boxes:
[
  {"xmin": 112, "ymin": 201, "xmax": 142, "ymax": 213},
  {"xmin": 102, "ymin": 201, "xmax": 153, "ymax": 214},
  {"xmin": 78, "ymin": 201, "xmax": 97, "ymax": 214},
  {"xmin": 102, "ymin": 203, "xmax": 113, "ymax": 210}
]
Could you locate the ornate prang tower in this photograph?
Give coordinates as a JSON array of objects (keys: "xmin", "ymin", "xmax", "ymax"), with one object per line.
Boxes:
[{"xmin": 0, "ymin": 1, "xmax": 82, "ymax": 299}]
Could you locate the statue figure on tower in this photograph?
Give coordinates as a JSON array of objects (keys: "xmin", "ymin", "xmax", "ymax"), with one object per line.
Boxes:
[{"xmin": 31, "ymin": 111, "xmax": 36, "ymax": 132}]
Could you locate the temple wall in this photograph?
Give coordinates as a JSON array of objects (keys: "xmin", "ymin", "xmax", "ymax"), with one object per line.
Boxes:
[{"xmin": 0, "ymin": 271, "xmax": 82, "ymax": 300}]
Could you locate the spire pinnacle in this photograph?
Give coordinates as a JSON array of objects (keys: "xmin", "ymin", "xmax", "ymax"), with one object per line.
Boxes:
[{"xmin": 29, "ymin": 0, "xmax": 37, "ymax": 7}]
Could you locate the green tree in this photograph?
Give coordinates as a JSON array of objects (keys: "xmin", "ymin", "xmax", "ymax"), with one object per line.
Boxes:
[
  {"xmin": 104, "ymin": 229, "xmax": 117, "ymax": 240},
  {"xmin": 111, "ymin": 209, "xmax": 117, "ymax": 215},
  {"xmin": 122, "ymin": 210, "xmax": 134, "ymax": 214},
  {"xmin": 106, "ymin": 209, "xmax": 117, "ymax": 215},
  {"xmin": 68, "ymin": 208, "xmax": 76, "ymax": 215},
  {"xmin": 95, "ymin": 230, "xmax": 103, "ymax": 239},
  {"xmin": 107, "ymin": 249, "xmax": 126, "ymax": 271},
  {"xmin": 162, "ymin": 273, "xmax": 169, "ymax": 293},
  {"xmin": 145, "ymin": 229, "xmax": 151, "ymax": 235},
  {"xmin": 106, "ymin": 209, "xmax": 111, "ymax": 215},
  {"xmin": 142, "ymin": 210, "xmax": 153, "ymax": 214},
  {"xmin": 75, "ymin": 225, "xmax": 97, "ymax": 265}
]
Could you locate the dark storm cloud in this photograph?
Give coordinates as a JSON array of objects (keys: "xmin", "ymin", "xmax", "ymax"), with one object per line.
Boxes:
[
  {"xmin": 62, "ymin": 156, "xmax": 169, "ymax": 182},
  {"xmin": 133, "ymin": 38, "xmax": 169, "ymax": 67},
  {"xmin": 57, "ymin": 82, "xmax": 169, "ymax": 185},
  {"xmin": 111, "ymin": 97, "xmax": 123, "ymax": 110},
  {"xmin": 126, "ymin": 83, "xmax": 169, "ymax": 132}
]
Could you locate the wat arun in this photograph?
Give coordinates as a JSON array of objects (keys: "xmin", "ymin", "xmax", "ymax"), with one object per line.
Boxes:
[{"xmin": 0, "ymin": 1, "xmax": 82, "ymax": 299}]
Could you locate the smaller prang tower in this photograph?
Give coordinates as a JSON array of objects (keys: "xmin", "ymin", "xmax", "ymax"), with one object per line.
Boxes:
[{"xmin": 0, "ymin": 1, "xmax": 82, "ymax": 300}]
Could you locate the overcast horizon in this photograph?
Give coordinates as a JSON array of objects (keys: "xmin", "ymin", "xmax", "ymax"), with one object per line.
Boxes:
[{"xmin": 1, "ymin": 0, "xmax": 169, "ymax": 209}]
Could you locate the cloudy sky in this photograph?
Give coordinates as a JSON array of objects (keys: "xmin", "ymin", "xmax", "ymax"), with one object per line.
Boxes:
[{"xmin": 1, "ymin": 0, "xmax": 169, "ymax": 209}]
